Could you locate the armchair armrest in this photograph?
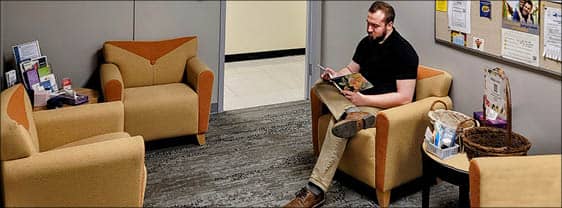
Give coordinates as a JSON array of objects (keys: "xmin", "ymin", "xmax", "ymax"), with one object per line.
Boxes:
[
  {"xmin": 2, "ymin": 136, "xmax": 146, "ymax": 207},
  {"xmin": 469, "ymin": 155, "xmax": 561, "ymax": 207},
  {"xmin": 186, "ymin": 56, "xmax": 214, "ymax": 134},
  {"xmin": 33, "ymin": 101, "xmax": 124, "ymax": 151},
  {"xmin": 100, "ymin": 63, "xmax": 124, "ymax": 102},
  {"xmin": 375, "ymin": 96, "xmax": 452, "ymax": 191}
]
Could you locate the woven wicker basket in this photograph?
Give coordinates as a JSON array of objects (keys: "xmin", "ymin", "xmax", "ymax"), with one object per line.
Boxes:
[
  {"xmin": 459, "ymin": 68, "xmax": 531, "ymax": 160},
  {"xmin": 427, "ymin": 100, "xmax": 475, "ymax": 152}
]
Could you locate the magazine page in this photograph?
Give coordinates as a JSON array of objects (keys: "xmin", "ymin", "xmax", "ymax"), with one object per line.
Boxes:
[{"xmin": 330, "ymin": 73, "xmax": 374, "ymax": 92}]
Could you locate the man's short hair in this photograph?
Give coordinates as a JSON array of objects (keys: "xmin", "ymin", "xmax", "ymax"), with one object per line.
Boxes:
[{"xmin": 368, "ymin": 1, "xmax": 395, "ymax": 24}]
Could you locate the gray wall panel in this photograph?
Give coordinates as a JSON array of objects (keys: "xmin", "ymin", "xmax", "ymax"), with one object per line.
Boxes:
[
  {"xmin": 321, "ymin": 1, "xmax": 561, "ymax": 154},
  {"xmin": 134, "ymin": 1, "xmax": 221, "ymax": 103},
  {"xmin": 1, "ymin": 1, "xmax": 133, "ymax": 89}
]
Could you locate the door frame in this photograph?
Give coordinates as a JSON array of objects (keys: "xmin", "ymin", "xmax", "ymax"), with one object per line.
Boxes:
[{"xmin": 217, "ymin": 0, "xmax": 322, "ymax": 112}]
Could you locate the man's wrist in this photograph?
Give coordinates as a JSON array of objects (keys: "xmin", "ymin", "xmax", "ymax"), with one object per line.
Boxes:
[{"xmin": 345, "ymin": 66, "xmax": 353, "ymax": 73}]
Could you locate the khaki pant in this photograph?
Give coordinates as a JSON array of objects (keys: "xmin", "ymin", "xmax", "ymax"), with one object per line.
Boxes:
[{"xmin": 309, "ymin": 80, "xmax": 380, "ymax": 192}]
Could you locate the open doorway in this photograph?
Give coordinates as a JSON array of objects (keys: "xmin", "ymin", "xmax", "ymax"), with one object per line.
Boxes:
[{"xmin": 221, "ymin": 1, "xmax": 307, "ymax": 111}]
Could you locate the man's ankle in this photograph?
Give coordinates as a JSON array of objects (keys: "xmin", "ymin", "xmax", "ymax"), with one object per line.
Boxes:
[{"xmin": 306, "ymin": 182, "xmax": 324, "ymax": 196}]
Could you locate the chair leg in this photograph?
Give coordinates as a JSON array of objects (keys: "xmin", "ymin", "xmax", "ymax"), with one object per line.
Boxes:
[
  {"xmin": 196, "ymin": 134, "xmax": 206, "ymax": 145},
  {"xmin": 376, "ymin": 189, "xmax": 391, "ymax": 207}
]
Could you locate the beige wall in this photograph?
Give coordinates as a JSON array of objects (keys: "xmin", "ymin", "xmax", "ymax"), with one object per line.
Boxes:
[
  {"xmin": 225, "ymin": 1, "xmax": 306, "ymax": 55},
  {"xmin": 321, "ymin": 1, "xmax": 561, "ymax": 154}
]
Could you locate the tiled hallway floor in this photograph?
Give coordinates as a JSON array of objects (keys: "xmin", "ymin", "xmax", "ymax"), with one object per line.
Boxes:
[{"xmin": 224, "ymin": 55, "xmax": 306, "ymax": 111}]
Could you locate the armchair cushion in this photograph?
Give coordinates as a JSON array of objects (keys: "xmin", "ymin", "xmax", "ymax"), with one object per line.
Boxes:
[
  {"xmin": 54, "ymin": 132, "xmax": 130, "ymax": 150},
  {"xmin": 33, "ymin": 101, "xmax": 125, "ymax": 151},
  {"xmin": 124, "ymin": 83, "xmax": 198, "ymax": 140},
  {"xmin": 469, "ymin": 155, "xmax": 561, "ymax": 207},
  {"xmin": 104, "ymin": 36, "xmax": 197, "ymax": 88},
  {"xmin": 415, "ymin": 65, "xmax": 452, "ymax": 100}
]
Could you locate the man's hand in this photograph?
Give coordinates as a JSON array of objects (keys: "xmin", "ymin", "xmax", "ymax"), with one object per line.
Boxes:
[
  {"xmin": 342, "ymin": 90, "xmax": 367, "ymax": 106},
  {"xmin": 321, "ymin": 67, "xmax": 337, "ymax": 81}
]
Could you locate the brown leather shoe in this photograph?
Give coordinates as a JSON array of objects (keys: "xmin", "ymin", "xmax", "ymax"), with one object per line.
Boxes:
[
  {"xmin": 331, "ymin": 111, "xmax": 375, "ymax": 138},
  {"xmin": 284, "ymin": 188, "xmax": 325, "ymax": 208}
]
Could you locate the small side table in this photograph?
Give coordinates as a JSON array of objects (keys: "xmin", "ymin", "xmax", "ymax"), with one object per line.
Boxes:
[
  {"xmin": 421, "ymin": 142, "xmax": 470, "ymax": 208},
  {"xmin": 33, "ymin": 88, "xmax": 100, "ymax": 111}
]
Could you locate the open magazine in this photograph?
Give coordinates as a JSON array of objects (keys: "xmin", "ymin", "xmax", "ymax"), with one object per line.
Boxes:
[{"xmin": 317, "ymin": 65, "xmax": 374, "ymax": 92}]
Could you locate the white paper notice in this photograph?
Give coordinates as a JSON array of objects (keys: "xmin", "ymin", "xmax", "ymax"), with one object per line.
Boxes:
[
  {"xmin": 501, "ymin": 28, "xmax": 539, "ymax": 66},
  {"xmin": 543, "ymin": 7, "xmax": 561, "ymax": 62},
  {"xmin": 448, "ymin": 0, "xmax": 471, "ymax": 33}
]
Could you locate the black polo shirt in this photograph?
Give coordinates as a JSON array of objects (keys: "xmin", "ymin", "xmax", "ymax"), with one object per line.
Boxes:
[{"xmin": 352, "ymin": 28, "xmax": 419, "ymax": 95}]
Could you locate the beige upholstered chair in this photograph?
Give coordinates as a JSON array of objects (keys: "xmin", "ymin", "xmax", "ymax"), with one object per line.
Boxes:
[
  {"xmin": 1, "ymin": 84, "xmax": 146, "ymax": 207},
  {"xmin": 310, "ymin": 65, "xmax": 453, "ymax": 207},
  {"xmin": 469, "ymin": 155, "xmax": 561, "ymax": 207},
  {"xmin": 100, "ymin": 36, "xmax": 214, "ymax": 144}
]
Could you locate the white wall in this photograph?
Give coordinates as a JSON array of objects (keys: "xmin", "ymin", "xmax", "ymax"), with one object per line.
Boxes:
[
  {"xmin": 1, "ymin": 1, "xmax": 221, "ymax": 105},
  {"xmin": 225, "ymin": 1, "xmax": 306, "ymax": 55},
  {"xmin": 321, "ymin": 1, "xmax": 561, "ymax": 154}
]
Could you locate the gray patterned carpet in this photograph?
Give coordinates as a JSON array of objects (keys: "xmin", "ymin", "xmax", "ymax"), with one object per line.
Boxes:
[{"xmin": 143, "ymin": 100, "xmax": 459, "ymax": 207}]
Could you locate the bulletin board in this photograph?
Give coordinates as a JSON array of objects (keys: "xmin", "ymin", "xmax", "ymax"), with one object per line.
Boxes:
[{"xmin": 435, "ymin": 0, "xmax": 561, "ymax": 79}]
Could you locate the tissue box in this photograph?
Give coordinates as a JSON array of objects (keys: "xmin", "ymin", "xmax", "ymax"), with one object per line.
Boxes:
[
  {"xmin": 33, "ymin": 90, "xmax": 51, "ymax": 107},
  {"xmin": 473, "ymin": 111, "xmax": 507, "ymax": 129},
  {"xmin": 424, "ymin": 139, "xmax": 459, "ymax": 160}
]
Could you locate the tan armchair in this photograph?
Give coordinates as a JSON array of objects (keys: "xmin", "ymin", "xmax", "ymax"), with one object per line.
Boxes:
[
  {"xmin": 310, "ymin": 65, "xmax": 453, "ymax": 207},
  {"xmin": 1, "ymin": 84, "xmax": 146, "ymax": 207},
  {"xmin": 100, "ymin": 36, "xmax": 214, "ymax": 144},
  {"xmin": 469, "ymin": 155, "xmax": 562, "ymax": 207}
]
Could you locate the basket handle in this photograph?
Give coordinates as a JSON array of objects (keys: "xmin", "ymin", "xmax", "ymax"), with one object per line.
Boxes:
[
  {"xmin": 430, "ymin": 100, "xmax": 448, "ymax": 111},
  {"xmin": 455, "ymin": 119, "xmax": 480, "ymax": 153},
  {"xmin": 482, "ymin": 68, "xmax": 512, "ymax": 146}
]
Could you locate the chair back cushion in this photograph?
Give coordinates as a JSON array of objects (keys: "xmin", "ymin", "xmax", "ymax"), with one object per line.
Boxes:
[
  {"xmin": 415, "ymin": 65, "xmax": 452, "ymax": 100},
  {"xmin": 1, "ymin": 84, "xmax": 39, "ymax": 161},
  {"xmin": 103, "ymin": 36, "xmax": 198, "ymax": 88}
]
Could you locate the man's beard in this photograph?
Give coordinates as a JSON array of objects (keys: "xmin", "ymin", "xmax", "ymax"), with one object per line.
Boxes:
[{"xmin": 369, "ymin": 30, "xmax": 387, "ymax": 43}]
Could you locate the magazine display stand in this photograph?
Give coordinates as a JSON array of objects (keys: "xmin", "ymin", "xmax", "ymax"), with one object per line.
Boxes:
[{"xmin": 460, "ymin": 68, "xmax": 531, "ymax": 159}]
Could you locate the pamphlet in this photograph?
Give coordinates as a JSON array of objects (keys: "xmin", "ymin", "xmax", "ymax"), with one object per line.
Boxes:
[
  {"xmin": 20, "ymin": 60, "xmax": 40, "ymax": 90},
  {"xmin": 5, "ymin": 70, "xmax": 18, "ymax": 88},
  {"xmin": 40, "ymin": 74, "xmax": 58, "ymax": 92},
  {"xmin": 484, "ymin": 68, "xmax": 507, "ymax": 120},
  {"xmin": 12, "ymin": 40, "xmax": 41, "ymax": 65}
]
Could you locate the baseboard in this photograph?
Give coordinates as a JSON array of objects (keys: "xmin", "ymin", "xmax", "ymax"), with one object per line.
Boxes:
[{"xmin": 225, "ymin": 48, "xmax": 305, "ymax": 62}]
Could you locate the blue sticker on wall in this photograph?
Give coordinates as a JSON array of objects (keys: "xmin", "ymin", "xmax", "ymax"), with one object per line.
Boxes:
[{"xmin": 480, "ymin": 0, "xmax": 491, "ymax": 19}]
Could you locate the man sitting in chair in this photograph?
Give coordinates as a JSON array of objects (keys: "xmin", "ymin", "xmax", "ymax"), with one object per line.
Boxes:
[{"xmin": 284, "ymin": 1, "xmax": 418, "ymax": 207}]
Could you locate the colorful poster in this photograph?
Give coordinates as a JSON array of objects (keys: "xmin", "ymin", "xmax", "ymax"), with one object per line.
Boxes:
[
  {"xmin": 502, "ymin": 0, "xmax": 540, "ymax": 35},
  {"xmin": 436, "ymin": 0, "xmax": 448, "ymax": 12},
  {"xmin": 473, "ymin": 37, "xmax": 485, "ymax": 51},
  {"xmin": 480, "ymin": 0, "xmax": 492, "ymax": 19},
  {"xmin": 451, "ymin": 31, "xmax": 467, "ymax": 46}
]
